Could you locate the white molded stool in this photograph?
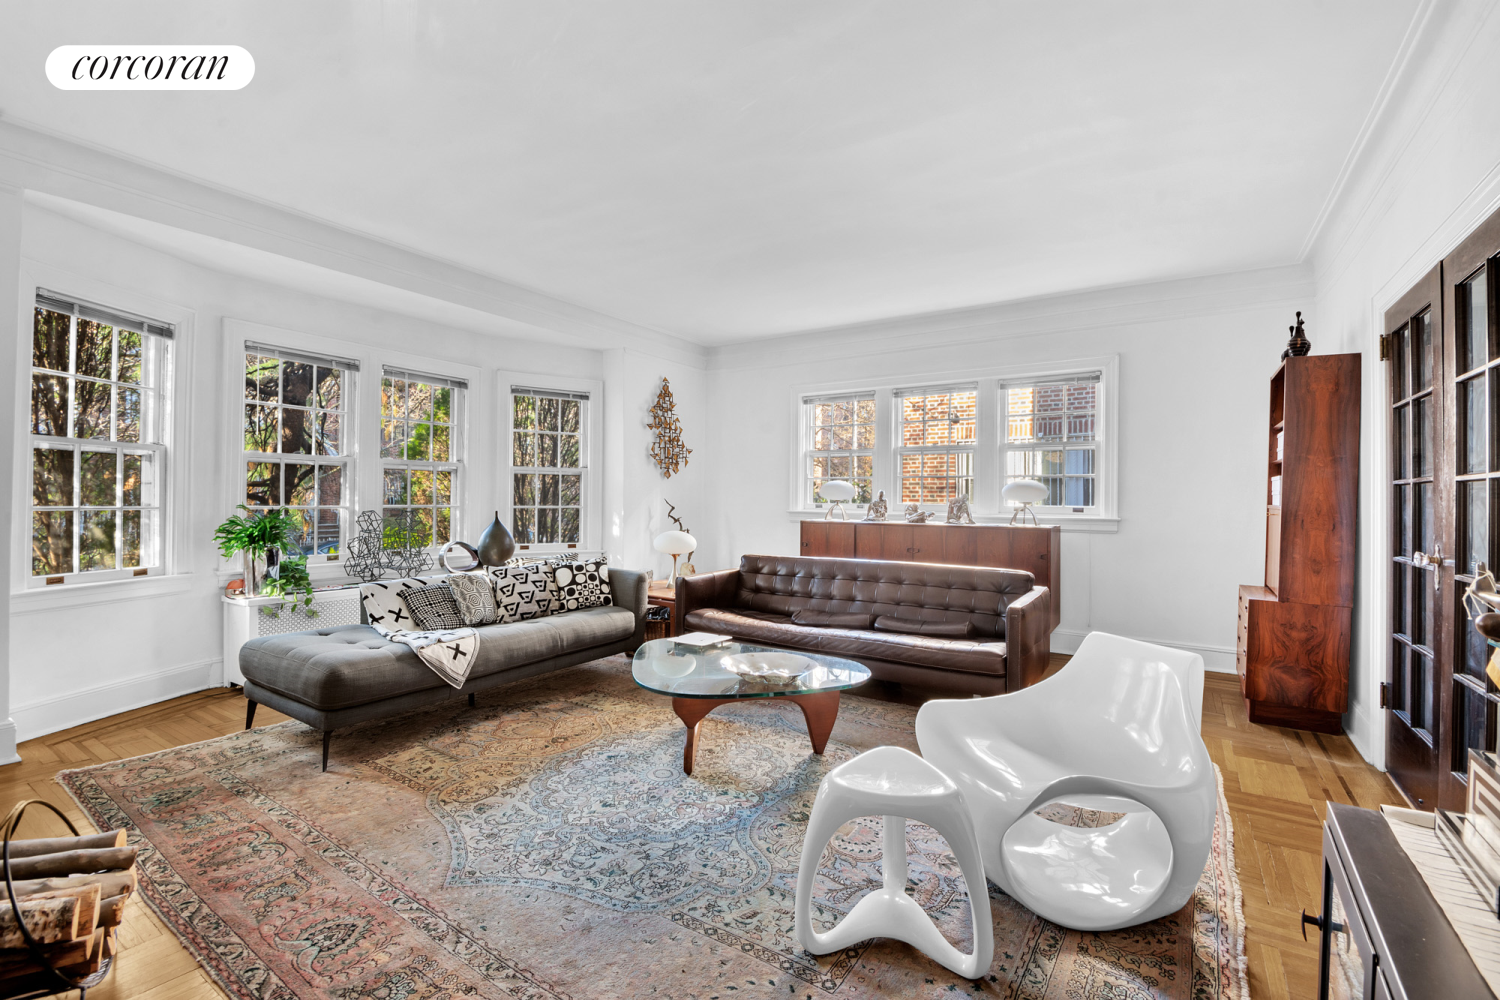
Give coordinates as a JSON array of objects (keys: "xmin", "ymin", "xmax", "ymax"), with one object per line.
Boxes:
[{"xmin": 794, "ymin": 746, "xmax": 994, "ymax": 979}]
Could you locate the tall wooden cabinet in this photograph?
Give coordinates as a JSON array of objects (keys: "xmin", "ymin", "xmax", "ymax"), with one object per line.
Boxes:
[
  {"xmin": 799, "ymin": 521, "xmax": 1061, "ymax": 633},
  {"xmin": 1236, "ymin": 353, "xmax": 1361, "ymax": 733}
]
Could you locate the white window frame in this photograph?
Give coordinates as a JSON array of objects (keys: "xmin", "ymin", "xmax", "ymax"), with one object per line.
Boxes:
[
  {"xmin": 789, "ymin": 356, "xmax": 1119, "ymax": 532},
  {"xmin": 22, "ymin": 289, "xmax": 176, "ymax": 589},
  {"xmin": 379, "ymin": 366, "xmax": 466, "ymax": 552},
  {"xmin": 803, "ymin": 391, "xmax": 876, "ymax": 507},
  {"xmin": 894, "ymin": 382, "xmax": 979, "ymax": 508},
  {"xmin": 241, "ymin": 341, "xmax": 358, "ymax": 565},
  {"xmin": 498, "ymin": 371, "xmax": 603, "ymax": 557},
  {"xmin": 1000, "ymin": 372, "xmax": 1103, "ymax": 514}
]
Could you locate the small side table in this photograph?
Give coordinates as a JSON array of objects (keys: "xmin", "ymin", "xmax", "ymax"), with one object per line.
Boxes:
[{"xmin": 647, "ymin": 583, "xmax": 678, "ymax": 638}]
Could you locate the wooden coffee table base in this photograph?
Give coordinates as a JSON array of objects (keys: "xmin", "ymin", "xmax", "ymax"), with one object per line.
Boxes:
[{"xmin": 671, "ymin": 691, "xmax": 841, "ymax": 775}]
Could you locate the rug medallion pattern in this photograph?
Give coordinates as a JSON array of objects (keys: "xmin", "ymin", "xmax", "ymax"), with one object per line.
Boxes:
[{"xmin": 60, "ymin": 658, "xmax": 1246, "ymax": 1000}]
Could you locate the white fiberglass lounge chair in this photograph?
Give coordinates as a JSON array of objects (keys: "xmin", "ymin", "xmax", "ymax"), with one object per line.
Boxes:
[{"xmin": 915, "ymin": 631, "xmax": 1214, "ymax": 931}]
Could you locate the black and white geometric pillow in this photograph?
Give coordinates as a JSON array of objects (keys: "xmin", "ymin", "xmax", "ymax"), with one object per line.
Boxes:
[
  {"xmin": 488, "ymin": 564, "xmax": 556, "ymax": 623},
  {"xmin": 553, "ymin": 559, "xmax": 612, "ymax": 611},
  {"xmin": 446, "ymin": 571, "xmax": 499, "ymax": 626},
  {"xmin": 401, "ymin": 583, "xmax": 467, "ymax": 631},
  {"xmin": 360, "ymin": 577, "xmax": 430, "ymax": 631}
]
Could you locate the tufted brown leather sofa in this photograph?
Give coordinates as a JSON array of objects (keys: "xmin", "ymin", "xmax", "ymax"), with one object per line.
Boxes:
[{"xmin": 676, "ymin": 554, "xmax": 1051, "ymax": 695}]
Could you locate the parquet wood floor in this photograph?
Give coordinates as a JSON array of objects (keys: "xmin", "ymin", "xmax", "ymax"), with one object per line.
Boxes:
[{"xmin": 0, "ymin": 666, "xmax": 1402, "ymax": 999}]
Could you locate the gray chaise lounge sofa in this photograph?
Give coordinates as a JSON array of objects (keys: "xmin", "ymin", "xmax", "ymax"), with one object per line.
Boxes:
[{"xmin": 239, "ymin": 568, "xmax": 650, "ymax": 769}]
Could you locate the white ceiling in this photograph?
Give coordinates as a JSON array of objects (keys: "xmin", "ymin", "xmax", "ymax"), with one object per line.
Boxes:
[{"xmin": 0, "ymin": 2, "xmax": 1420, "ymax": 344}]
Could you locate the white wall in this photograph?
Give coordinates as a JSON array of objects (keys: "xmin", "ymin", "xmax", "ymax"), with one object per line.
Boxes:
[
  {"xmin": 703, "ymin": 267, "xmax": 1315, "ymax": 669},
  {"xmin": 9, "ymin": 203, "xmax": 700, "ymax": 741},
  {"xmin": 1308, "ymin": 0, "xmax": 1500, "ymax": 767}
]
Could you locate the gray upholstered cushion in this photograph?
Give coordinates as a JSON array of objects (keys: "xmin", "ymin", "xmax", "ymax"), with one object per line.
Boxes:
[{"xmin": 240, "ymin": 606, "xmax": 639, "ymax": 711}]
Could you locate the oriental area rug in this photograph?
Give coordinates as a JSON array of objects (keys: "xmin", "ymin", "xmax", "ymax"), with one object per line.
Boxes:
[{"xmin": 59, "ymin": 657, "xmax": 1248, "ymax": 1000}]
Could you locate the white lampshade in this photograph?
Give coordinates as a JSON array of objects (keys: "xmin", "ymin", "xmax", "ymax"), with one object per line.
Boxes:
[
  {"xmin": 1002, "ymin": 479, "xmax": 1049, "ymax": 504},
  {"xmin": 819, "ymin": 480, "xmax": 857, "ymax": 502},
  {"xmin": 653, "ymin": 530, "xmax": 697, "ymax": 556}
]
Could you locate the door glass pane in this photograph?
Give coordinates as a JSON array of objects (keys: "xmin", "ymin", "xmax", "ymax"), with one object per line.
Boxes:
[
  {"xmin": 1415, "ymin": 310, "xmax": 1433, "ymax": 392},
  {"xmin": 1414, "ymin": 566, "xmax": 1432, "ymax": 648},
  {"xmin": 1394, "ymin": 404, "xmax": 1410, "ymax": 479},
  {"xmin": 1464, "ymin": 376, "xmax": 1488, "ymax": 473},
  {"xmin": 1463, "ymin": 268, "xmax": 1489, "ymax": 374},
  {"xmin": 1393, "ymin": 323, "xmax": 1410, "ymax": 401},
  {"xmin": 1396, "ymin": 484, "xmax": 1411, "ymax": 556},
  {"xmin": 1464, "ymin": 479, "xmax": 1490, "ymax": 575},
  {"xmin": 1459, "ymin": 685, "xmax": 1491, "ymax": 762},
  {"xmin": 1413, "ymin": 651, "xmax": 1433, "ymax": 730},
  {"xmin": 1392, "ymin": 640, "xmax": 1408, "ymax": 711},
  {"xmin": 1418, "ymin": 481, "xmax": 1433, "ymax": 556},
  {"xmin": 1414, "ymin": 395, "xmax": 1431, "ymax": 477},
  {"xmin": 1329, "ymin": 877, "xmax": 1365, "ymax": 999},
  {"xmin": 1462, "ymin": 596, "xmax": 1489, "ymax": 680},
  {"xmin": 1393, "ymin": 563, "xmax": 1408, "ymax": 636}
]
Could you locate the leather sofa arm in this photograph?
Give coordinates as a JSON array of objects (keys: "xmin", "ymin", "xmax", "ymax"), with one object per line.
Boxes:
[
  {"xmin": 675, "ymin": 568, "xmax": 740, "ymax": 634},
  {"xmin": 1004, "ymin": 586, "xmax": 1052, "ymax": 692},
  {"xmin": 607, "ymin": 568, "xmax": 652, "ymax": 647}
]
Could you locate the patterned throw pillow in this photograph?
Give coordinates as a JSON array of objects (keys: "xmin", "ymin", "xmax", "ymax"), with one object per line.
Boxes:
[
  {"xmin": 488, "ymin": 564, "xmax": 557, "ymax": 623},
  {"xmin": 359, "ymin": 578, "xmax": 429, "ymax": 631},
  {"xmin": 401, "ymin": 583, "xmax": 467, "ymax": 631},
  {"xmin": 446, "ymin": 572, "xmax": 499, "ymax": 626},
  {"xmin": 553, "ymin": 559, "xmax": 612, "ymax": 611}
]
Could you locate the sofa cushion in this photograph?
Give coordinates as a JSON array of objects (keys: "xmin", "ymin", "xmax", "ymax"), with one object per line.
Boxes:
[
  {"xmin": 874, "ymin": 615, "xmax": 976, "ymax": 639},
  {"xmin": 554, "ymin": 559, "xmax": 612, "ymax": 610},
  {"xmin": 791, "ymin": 609, "xmax": 875, "ymax": 629},
  {"xmin": 447, "ymin": 571, "xmax": 499, "ymax": 625},
  {"xmin": 729, "ymin": 554, "xmax": 1029, "ymax": 639},
  {"xmin": 241, "ymin": 606, "xmax": 640, "ymax": 712},
  {"xmin": 489, "ymin": 564, "xmax": 557, "ymax": 622},
  {"xmin": 684, "ymin": 607, "xmax": 1008, "ymax": 677}
]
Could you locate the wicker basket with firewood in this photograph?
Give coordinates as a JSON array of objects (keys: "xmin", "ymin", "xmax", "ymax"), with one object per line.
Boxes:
[{"xmin": 0, "ymin": 801, "xmax": 138, "ymax": 999}]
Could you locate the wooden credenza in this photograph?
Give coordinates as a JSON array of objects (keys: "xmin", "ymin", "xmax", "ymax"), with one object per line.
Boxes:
[
  {"xmin": 799, "ymin": 521, "xmax": 1061, "ymax": 633},
  {"xmin": 1236, "ymin": 353, "xmax": 1359, "ymax": 734}
]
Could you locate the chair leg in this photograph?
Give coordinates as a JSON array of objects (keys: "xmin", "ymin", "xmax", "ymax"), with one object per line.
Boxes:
[
  {"xmin": 321, "ymin": 730, "xmax": 333, "ymax": 772},
  {"xmin": 245, "ymin": 700, "xmax": 257, "ymax": 730},
  {"xmin": 468, "ymin": 692, "xmax": 476, "ymax": 708}
]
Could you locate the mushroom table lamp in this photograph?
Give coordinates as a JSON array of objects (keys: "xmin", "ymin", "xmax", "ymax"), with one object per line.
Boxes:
[
  {"xmin": 818, "ymin": 480, "xmax": 858, "ymax": 521},
  {"xmin": 1002, "ymin": 479, "xmax": 1048, "ymax": 525},
  {"xmin": 653, "ymin": 530, "xmax": 698, "ymax": 580}
]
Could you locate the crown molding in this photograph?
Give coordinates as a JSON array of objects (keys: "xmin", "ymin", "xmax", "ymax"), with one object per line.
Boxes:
[{"xmin": 0, "ymin": 117, "xmax": 708, "ymax": 368}]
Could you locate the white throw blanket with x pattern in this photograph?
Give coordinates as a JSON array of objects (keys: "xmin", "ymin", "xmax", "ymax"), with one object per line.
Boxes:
[{"xmin": 358, "ymin": 578, "xmax": 480, "ymax": 688}]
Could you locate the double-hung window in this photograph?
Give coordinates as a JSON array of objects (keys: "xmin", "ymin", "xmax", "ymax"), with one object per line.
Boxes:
[
  {"xmin": 1001, "ymin": 373, "xmax": 1100, "ymax": 509},
  {"xmin": 30, "ymin": 292, "xmax": 171, "ymax": 582},
  {"xmin": 805, "ymin": 393, "xmax": 875, "ymax": 505},
  {"xmin": 896, "ymin": 384, "xmax": 977, "ymax": 504},
  {"xmin": 381, "ymin": 368, "xmax": 464, "ymax": 548},
  {"xmin": 510, "ymin": 386, "xmax": 587, "ymax": 546},
  {"xmin": 243, "ymin": 343, "xmax": 354, "ymax": 558}
]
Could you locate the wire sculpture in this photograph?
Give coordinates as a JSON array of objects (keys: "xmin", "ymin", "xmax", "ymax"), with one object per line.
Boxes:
[
  {"xmin": 647, "ymin": 378, "xmax": 691, "ymax": 478},
  {"xmin": 381, "ymin": 509, "xmax": 434, "ymax": 578},
  {"xmin": 344, "ymin": 510, "xmax": 387, "ymax": 583}
]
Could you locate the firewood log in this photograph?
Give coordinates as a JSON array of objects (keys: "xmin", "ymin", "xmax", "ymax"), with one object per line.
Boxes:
[
  {"xmin": 0, "ymin": 928, "xmax": 93, "ymax": 977},
  {"xmin": 96, "ymin": 893, "xmax": 127, "ymax": 928},
  {"xmin": 0, "ymin": 897, "xmax": 78, "ymax": 948},
  {"xmin": 2, "ymin": 830, "xmax": 125, "ymax": 860},
  {"xmin": 1, "ymin": 846, "xmax": 136, "ymax": 880},
  {"xmin": 20, "ymin": 884, "xmax": 100, "ymax": 937},
  {"xmin": 6, "ymin": 869, "xmax": 137, "ymax": 901}
]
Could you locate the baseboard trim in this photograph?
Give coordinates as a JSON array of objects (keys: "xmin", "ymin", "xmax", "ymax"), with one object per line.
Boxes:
[
  {"xmin": 12, "ymin": 658, "xmax": 224, "ymax": 745},
  {"xmin": 1051, "ymin": 628, "xmax": 1237, "ymax": 674},
  {"xmin": 0, "ymin": 720, "xmax": 21, "ymax": 766}
]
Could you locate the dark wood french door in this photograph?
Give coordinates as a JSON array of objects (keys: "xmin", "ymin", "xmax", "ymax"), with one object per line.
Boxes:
[
  {"xmin": 1387, "ymin": 206, "xmax": 1500, "ymax": 812},
  {"xmin": 1386, "ymin": 267, "xmax": 1446, "ymax": 808}
]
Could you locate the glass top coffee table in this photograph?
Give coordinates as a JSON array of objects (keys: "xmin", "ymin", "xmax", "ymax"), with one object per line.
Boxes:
[{"xmin": 632, "ymin": 637, "xmax": 872, "ymax": 775}]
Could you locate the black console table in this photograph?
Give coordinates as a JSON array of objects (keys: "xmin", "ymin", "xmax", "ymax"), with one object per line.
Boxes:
[{"xmin": 1314, "ymin": 802, "xmax": 1494, "ymax": 998}]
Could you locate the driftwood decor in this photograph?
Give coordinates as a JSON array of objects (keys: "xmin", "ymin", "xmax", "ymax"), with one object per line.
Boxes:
[{"xmin": 647, "ymin": 378, "xmax": 691, "ymax": 478}]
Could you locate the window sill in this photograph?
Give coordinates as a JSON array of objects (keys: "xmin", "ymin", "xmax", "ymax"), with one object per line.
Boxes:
[
  {"xmin": 785, "ymin": 509, "xmax": 1119, "ymax": 534},
  {"xmin": 11, "ymin": 572, "xmax": 197, "ymax": 614}
]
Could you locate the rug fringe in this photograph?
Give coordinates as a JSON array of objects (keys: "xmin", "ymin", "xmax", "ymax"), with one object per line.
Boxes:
[{"xmin": 1213, "ymin": 763, "xmax": 1252, "ymax": 1000}]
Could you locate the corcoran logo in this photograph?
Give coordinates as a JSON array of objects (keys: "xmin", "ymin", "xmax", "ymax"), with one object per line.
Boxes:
[{"xmin": 46, "ymin": 46, "xmax": 254, "ymax": 90}]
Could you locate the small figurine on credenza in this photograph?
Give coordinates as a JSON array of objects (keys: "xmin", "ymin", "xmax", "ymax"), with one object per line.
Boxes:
[
  {"xmin": 1281, "ymin": 311, "xmax": 1311, "ymax": 360},
  {"xmin": 862, "ymin": 490, "xmax": 888, "ymax": 521},
  {"xmin": 904, "ymin": 503, "xmax": 935, "ymax": 523},
  {"xmin": 945, "ymin": 492, "xmax": 976, "ymax": 525}
]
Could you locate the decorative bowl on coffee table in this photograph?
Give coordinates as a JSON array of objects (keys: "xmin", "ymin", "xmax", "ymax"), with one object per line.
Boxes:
[{"xmin": 631, "ymin": 637, "xmax": 872, "ymax": 775}]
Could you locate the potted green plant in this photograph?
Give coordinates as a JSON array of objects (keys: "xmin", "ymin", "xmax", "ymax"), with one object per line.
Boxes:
[
  {"xmin": 213, "ymin": 505, "xmax": 298, "ymax": 597},
  {"xmin": 258, "ymin": 553, "xmax": 317, "ymax": 619}
]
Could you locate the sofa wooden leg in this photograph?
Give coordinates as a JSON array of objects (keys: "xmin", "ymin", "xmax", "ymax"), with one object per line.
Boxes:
[
  {"xmin": 322, "ymin": 730, "xmax": 333, "ymax": 772},
  {"xmin": 245, "ymin": 700, "xmax": 258, "ymax": 730},
  {"xmin": 468, "ymin": 692, "xmax": 476, "ymax": 708}
]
